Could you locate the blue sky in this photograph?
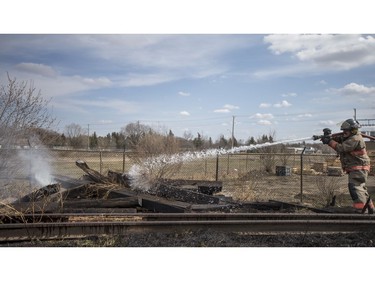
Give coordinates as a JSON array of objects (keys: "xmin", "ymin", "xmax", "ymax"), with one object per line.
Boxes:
[{"xmin": 1, "ymin": 34, "xmax": 375, "ymax": 142}]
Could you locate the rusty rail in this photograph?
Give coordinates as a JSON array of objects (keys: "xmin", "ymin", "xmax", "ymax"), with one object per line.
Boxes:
[{"xmin": 1, "ymin": 213, "xmax": 375, "ymax": 242}]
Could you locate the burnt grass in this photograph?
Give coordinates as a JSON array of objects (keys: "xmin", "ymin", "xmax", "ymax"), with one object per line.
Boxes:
[
  {"xmin": 3, "ymin": 173, "xmax": 375, "ymax": 247},
  {"xmin": 3, "ymin": 230, "xmax": 375, "ymax": 247}
]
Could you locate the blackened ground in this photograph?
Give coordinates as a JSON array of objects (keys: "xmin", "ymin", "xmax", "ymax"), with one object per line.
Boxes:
[{"xmin": 2, "ymin": 230, "xmax": 375, "ymax": 247}]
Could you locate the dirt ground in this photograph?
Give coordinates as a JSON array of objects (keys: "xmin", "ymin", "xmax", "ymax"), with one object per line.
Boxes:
[
  {"xmin": 222, "ymin": 171, "xmax": 375, "ymax": 209},
  {"xmin": 2, "ymin": 171, "xmax": 375, "ymax": 247},
  {"xmin": 3, "ymin": 229, "xmax": 375, "ymax": 247}
]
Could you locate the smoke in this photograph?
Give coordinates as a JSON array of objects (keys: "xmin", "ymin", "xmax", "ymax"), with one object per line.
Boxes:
[
  {"xmin": 127, "ymin": 136, "xmax": 313, "ymax": 191},
  {"xmin": 17, "ymin": 148, "xmax": 55, "ymax": 186}
]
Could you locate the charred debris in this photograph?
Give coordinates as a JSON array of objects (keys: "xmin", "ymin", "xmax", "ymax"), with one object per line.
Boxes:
[{"xmin": 7, "ymin": 160, "xmax": 330, "ymax": 215}]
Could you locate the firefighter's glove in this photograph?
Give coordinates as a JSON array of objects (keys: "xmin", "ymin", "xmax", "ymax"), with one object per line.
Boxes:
[{"xmin": 321, "ymin": 135, "xmax": 331, "ymax": 145}]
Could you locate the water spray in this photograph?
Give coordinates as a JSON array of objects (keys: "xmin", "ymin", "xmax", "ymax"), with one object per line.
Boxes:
[{"xmin": 128, "ymin": 136, "xmax": 313, "ymax": 191}]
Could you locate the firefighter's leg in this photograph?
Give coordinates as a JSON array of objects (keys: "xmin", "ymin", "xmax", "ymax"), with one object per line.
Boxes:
[{"xmin": 348, "ymin": 170, "xmax": 372, "ymax": 211}]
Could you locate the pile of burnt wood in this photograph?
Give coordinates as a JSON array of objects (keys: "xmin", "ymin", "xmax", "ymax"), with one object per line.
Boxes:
[{"xmin": 8, "ymin": 160, "xmax": 242, "ymax": 214}]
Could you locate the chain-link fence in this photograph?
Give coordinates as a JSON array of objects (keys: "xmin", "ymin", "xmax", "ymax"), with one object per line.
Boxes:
[{"xmin": 1, "ymin": 148, "xmax": 374, "ymax": 206}]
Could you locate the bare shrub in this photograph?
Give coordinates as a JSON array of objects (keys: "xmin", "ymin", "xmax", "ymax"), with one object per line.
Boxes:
[
  {"xmin": 229, "ymin": 170, "xmax": 262, "ymax": 201},
  {"xmin": 129, "ymin": 133, "xmax": 182, "ymax": 191},
  {"xmin": 315, "ymin": 176, "xmax": 340, "ymax": 207}
]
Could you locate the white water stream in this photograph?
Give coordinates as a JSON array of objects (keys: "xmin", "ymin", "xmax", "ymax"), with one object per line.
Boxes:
[{"xmin": 128, "ymin": 136, "xmax": 313, "ymax": 191}]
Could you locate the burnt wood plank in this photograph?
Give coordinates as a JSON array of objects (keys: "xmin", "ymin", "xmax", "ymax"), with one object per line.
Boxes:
[
  {"xmin": 62, "ymin": 197, "xmax": 140, "ymax": 208},
  {"xmin": 156, "ymin": 184, "xmax": 220, "ymax": 204},
  {"xmin": 159, "ymin": 179, "xmax": 222, "ymax": 195},
  {"xmin": 75, "ymin": 160, "xmax": 110, "ymax": 183},
  {"xmin": 62, "ymin": 208, "xmax": 138, "ymax": 213}
]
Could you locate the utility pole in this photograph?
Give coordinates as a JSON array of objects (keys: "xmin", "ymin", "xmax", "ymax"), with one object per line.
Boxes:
[{"xmin": 231, "ymin": 115, "xmax": 235, "ymax": 149}]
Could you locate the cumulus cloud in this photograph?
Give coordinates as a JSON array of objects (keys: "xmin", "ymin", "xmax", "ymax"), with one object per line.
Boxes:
[
  {"xmin": 334, "ymin": 83, "xmax": 375, "ymax": 96},
  {"xmin": 180, "ymin": 111, "xmax": 190, "ymax": 116},
  {"xmin": 274, "ymin": 100, "xmax": 292, "ymax": 108},
  {"xmin": 252, "ymin": 113, "xmax": 274, "ymax": 119},
  {"xmin": 223, "ymin": 104, "xmax": 239, "ymax": 110},
  {"xmin": 264, "ymin": 34, "xmax": 375, "ymax": 71},
  {"xmin": 214, "ymin": 104, "xmax": 239, "ymax": 113}
]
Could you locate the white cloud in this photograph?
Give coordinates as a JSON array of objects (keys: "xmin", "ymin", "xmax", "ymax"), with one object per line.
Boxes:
[
  {"xmin": 214, "ymin": 108, "xmax": 230, "ymax": 113},
  {"xmin": 335, "ymin": 83, "xmax": 375, "ymax": 96},
  {"xmin": 252, "ymin": 113, "xmax": 274, "ymax": 119},
  {"xmin": 178, "ymin": 91, "xmax": 190, "ymax": 96},
  {"xmin": 59, "ymin": 98, "xmax": 139, "ymax": 114},
  {"xmin": 223, "ymin": 104, "xmax": 239, "ymax": 110},
  {"xmin": 318, "ymin": 120, "xmax": 336, "ymax": 126},
  {"xmin": 98, "ymin": 120, "xmax": 113, "ymax": 124},
  {"xmin": 119, "ymin": 73, "xmax": 175, "ymax": 87},
  {"xmin": 214, "ymin": 104, "xmax": 239, "ymax": 113},
  {"xmin": 1, "ymin": 35, "xmax": 257, "ymax": 90},
  {"xmin": 180, "ymin": 111, "xmax": 190, "ymax": 116},
  {"xmin": 0, "ymin": 68, "xmax": 113, "ymax": 99},
  {"xmin": 15, "ymin": 62, "xmax": 57, "ymax": 77},
  {"xmin": 259, "ymin": 103, "xmax": 271, "ymax": 108},
  {"xmin": 274, "ymin": 100, "xmax": 292, "ymax": 108},
  {"xmin": 282, "ymin": 92, "xmax": 297, "ymax": 97},
  {"xmin": 298, "ymin": 113, "xmax": 313, "ymax": 118},
  {"xmin": 264, "ymin": 34, "xmax": 375, "ymax": 71},
  {"xmin": 258, "ymin": 120, "xmax": 272, "ymax": 125}
]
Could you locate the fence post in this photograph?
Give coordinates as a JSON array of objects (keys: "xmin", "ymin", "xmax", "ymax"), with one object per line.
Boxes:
[
  {"xmin": 300, "ymin": 147, "xmax": 307, "ymax": 203},
  {"xmin": 227, "ymin": 154, "xmax": 230, "ymax": 175},
  {"xmin": 246, "ymin": 154, "xmax": 248, "ymax": 172},
  {"xmin": 99, "ymin": 150, "xmax": 103, "ymax": 174},
  {"xmin": 122, "ymin": 146, "xmax": 126, "ymax": 173},
  {"xmin": 215, "ymin": 153, "xmax": 219, "ymax": 181}
]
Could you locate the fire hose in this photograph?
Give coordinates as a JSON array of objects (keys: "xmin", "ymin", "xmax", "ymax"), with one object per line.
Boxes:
[{"xmin": 313, "ymin": 129, "xmax": 375, "ymax": 141}]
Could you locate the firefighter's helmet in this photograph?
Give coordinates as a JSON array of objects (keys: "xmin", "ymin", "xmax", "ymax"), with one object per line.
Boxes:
[{"xmin": 340, "ymin": 119, "xmax": 361, "ymax": 130}]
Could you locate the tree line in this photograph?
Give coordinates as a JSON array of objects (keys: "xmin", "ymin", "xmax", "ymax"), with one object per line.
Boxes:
[
  {"xmin": 1, "ymin": 74, "xmax": 325, "ymax": 153},
  {"xmin": 32, "ymin": 121, "xmax": 277, "ymax": 151}
]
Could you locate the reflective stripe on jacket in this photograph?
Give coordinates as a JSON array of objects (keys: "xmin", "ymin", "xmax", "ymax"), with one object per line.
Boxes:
[{"xmin": 328, "ymin": 132, "xmax": 370, "ymax": 172}]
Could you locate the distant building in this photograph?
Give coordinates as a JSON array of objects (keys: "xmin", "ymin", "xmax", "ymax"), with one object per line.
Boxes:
[{"xmin": 286, "ymin": 147, "xmax": 316, "ymax": 154}]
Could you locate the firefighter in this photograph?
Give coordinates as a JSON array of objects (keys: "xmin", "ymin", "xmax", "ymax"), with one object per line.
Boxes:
[{"xmin": 321, "ymin": 118, "xmax": 374, "ymax": 213}]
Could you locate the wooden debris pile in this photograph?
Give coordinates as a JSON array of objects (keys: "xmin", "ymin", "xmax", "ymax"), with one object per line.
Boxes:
[{"xmin": 6, "ymin": 160, "xmax": 238, "ymax": 214}]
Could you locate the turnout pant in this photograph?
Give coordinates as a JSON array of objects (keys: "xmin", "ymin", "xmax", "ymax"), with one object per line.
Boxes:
[{"xmin": 348, "ymin": 170, "xmax": 372, "ymax": 209}]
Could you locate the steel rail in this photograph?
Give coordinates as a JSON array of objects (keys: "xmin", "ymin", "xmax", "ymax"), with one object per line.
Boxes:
[
  {"xmin": 1, "ymin": 215, "xmax": 375, "ymax": 242},
  {"xmin": 2, "ymin": 212, "xmax": 375, "ymax": 222}
]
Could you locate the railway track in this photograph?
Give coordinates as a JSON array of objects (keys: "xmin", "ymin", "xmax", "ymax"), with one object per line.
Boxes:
[{"xmin": 1, "ymin": 212, "xmax": 375, "ymax": 242}]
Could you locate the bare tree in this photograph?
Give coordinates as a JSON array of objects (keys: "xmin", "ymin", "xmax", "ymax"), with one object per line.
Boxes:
[
  {"xmin": 120, "ymin": 121, "xmax": 153, "ymax": 149},
  {"xmin": 64, "ymin": 123, "xmax": 86, "ymax": 148},
  {"xmin": 0, "ymin": 73, "xmax": 56, "ymax": 194},
  {"xmin": 0, "ymin": 73, "xmax": 55, "ymax": 148}
]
